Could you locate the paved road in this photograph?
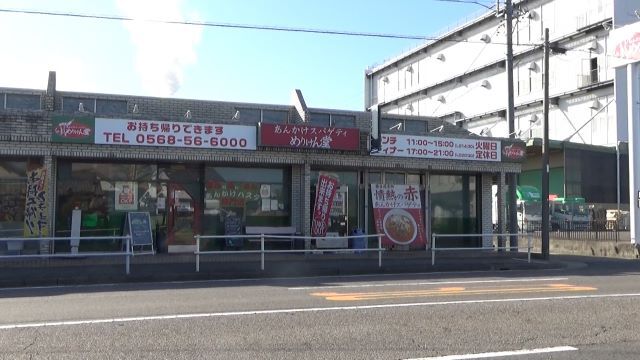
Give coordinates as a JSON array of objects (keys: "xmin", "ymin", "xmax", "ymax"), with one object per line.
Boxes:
[{"xmin": 1, "ymin": 256, "xmax": 640, "ymax": 359}]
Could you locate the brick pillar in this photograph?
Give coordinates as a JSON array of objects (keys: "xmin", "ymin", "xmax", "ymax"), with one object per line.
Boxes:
[
  {"xmin": 303, "ymin": 162, "xmax": 311, "ymax": 248},
  {"xmin": 498, "ymin": 172, "xmax": 507, "ymax": 247},
  {"xmin": 43, "ymin": 71, "xmax": 56, "ymax": 111},
  {"xmin": 43, "ymin": 155, "xmax": 56, "ymax": 254},
  {"xmin": 291, "ymin": 164, "xmax": 302, "ymax": 233}
]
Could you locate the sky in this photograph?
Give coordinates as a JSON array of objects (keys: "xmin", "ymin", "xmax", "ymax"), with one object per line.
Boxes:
[{"xmin": 0, "ymin": 0, "xmax": 493, "ymax": 111}]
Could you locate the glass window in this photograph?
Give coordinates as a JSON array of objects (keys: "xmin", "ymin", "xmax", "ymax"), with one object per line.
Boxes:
[
  {"xmin": 368, "ymin": 172, "xmax": 381, "ymax": 184},
  {"xmin": 406, "ymin": 174, "xmax": 421, "ymax": 185},
  {"xmin": 404, "ymin": 120, "xmax": 427, "ymax": 134},
  {"xmin": 6, "ymin": 94, "xmax": 40, "ymax": 110},
  {"xmin": 381, "ymin": 118, "xmax": 403, "ymax": 132},
  {"xmin": 430, "ymin": 174, "xmax": 478, "ymax": 246},
  {"xmin": 96, "ymin": 99, "xmax": 127, "ymax": 115},
  {"xmin": 56, "ymin": 161, "xmax": 161, "ymax": 242},
  {"xmin": 236, "ymin": 108, "xmax": 261, "ymax": 124},
  {"xmin": 385, "ymin": 173, "xmax": 405, "ymax": 184},
  {"xmin": 63, "ymin": 97, "xmax": 94, "ymax": 113},
  {"xmin": 0, "ymin": 161, "xmax": 27, "ymax": 239},
  {"xmin": 202, "ymin": 167, "xmax": 291, "ymax": 241},
  {"xmin": 59, "ymin": 162, "xmax": 157, "ymax": 181},
  {"xmin": 262, "ymin": 110, "xmax": 288, "ymax": 124},
  {"xmin": 331, "ymin": 114, "xmax": 356, "ymax": 128},
  {"xmin": 309, "ymin": 113, "xmax": 330, "ymax": 127}
]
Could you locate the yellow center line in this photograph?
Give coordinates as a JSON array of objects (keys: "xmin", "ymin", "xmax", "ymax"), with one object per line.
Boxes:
[{"xmin": 311, "ymin": 283, "xmax": 597, "ymax": 301}]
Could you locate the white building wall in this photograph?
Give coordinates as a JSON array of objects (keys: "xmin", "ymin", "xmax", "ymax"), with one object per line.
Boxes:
[{"xmin": 365, "ymin": 0, "xmax": 626, "ymax": 147}]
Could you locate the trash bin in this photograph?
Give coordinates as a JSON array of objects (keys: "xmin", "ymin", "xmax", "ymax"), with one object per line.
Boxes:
[{"xmin": 350, "ymin": 228, "xmax": 366, "ymax": 254}]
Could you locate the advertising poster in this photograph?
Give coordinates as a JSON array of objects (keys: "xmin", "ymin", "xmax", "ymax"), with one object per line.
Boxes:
[
  {"xmin": 23, "ymin": 167, "xmax": 49, "ymax": 237},
  {"xmin": 115, "ymin": 181, "xmax": 138, "ymax": 211},
  {"xmin": 371, "ymin": 184, "xmax": 426, "ymax": 248},
  {"xmin": 311, "ymin": 174, "xmax": 339, "ymax": 237}
]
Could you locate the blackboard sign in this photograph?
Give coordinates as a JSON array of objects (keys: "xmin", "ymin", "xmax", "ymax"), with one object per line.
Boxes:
[
  {"xmin": 224, "ymin": 214, "xmax": 243, "ymax": 247},
  {"xmin": 126, "ymin": 212, "xmax": 154, "ymax": 247}
]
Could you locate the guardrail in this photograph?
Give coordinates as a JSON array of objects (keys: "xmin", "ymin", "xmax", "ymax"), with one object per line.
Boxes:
[
  {"xmin": 0, "ymin": 236, "xmax": 133, "ymax": 274},
  {"xmin": 431, "ymin": 233, "xmax": 532, "ymax": 266},
  {"xmin": 194, "ymin": 234, "xmax": 384, "ymax": 272}
]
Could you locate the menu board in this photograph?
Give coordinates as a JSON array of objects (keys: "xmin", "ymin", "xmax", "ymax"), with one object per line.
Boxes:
[{"xmin": 126, "ymin": 212, "xmax": 154, "ymax": 247}]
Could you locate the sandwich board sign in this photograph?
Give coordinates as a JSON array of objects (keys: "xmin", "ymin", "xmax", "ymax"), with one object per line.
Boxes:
[{"xmin": 125, "ymin": 212, "xmax": 154, "ymax": 254}]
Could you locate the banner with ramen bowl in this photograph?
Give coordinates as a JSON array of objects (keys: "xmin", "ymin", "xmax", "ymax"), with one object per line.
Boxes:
[{"xmin": 371, "ymin": 184, "xmax": 426, "ymax": 249}]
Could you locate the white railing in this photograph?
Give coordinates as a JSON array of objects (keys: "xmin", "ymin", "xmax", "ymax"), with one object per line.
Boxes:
[
  {"xmin": 0, "ymin": 236, "xmax": 133, "ymax": 274},
  {"xmin": 194, "ymin": 234, "xmax": 384, "ymax": 272},
  {"xmin": 431, "ymin": 233, "xmax": 533, "ymax": 266}
]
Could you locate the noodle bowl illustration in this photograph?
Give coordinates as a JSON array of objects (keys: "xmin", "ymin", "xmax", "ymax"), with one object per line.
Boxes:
[{"xmin": 382, "ymin": 209, "xmax": 417, "ymax": 245}]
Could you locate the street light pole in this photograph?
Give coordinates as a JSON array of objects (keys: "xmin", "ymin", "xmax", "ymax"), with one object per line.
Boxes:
[
  {"xmin": 541, "ymin": 28, "xmax": 550, "ymax": 259},
  {"xmin": 506, "ymin": 0, "xmax": 518, "ymax": 249}
]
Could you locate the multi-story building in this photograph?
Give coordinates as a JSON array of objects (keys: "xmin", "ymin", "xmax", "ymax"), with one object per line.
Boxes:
[
  {"xmin": 0, "ymin": 72, "xmax": 525, "ymax": 255},
  {"xmin": 365, "ymin": 0, "xmax": 639, "ymax": 211}
]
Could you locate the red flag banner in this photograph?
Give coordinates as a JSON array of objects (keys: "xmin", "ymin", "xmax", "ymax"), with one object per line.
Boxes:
[
  {"xmin": 371, "ymin": 184, "xmax": 426, "ymax": 248},
  {"xmin": 311, "ymin": 174, "xmax": 339, "ymax": 237}
]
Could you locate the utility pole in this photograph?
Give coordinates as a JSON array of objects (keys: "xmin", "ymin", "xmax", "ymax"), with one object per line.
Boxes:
[
  {"xmin": 505, "ymin": 0, "xmax": 518, "ymax": 249},
  {"xmin": 541, "ymin": 28, "xmax": 550, "ymax": 259}
]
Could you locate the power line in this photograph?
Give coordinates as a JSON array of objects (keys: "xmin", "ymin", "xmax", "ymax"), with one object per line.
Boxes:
[
  {"xmin": 0, "ymin": 8, "xmax": 538, "ymax": 46},
  {"xmin": 432, "ymin": 0, "xmax": 496, "ymax": 10}
]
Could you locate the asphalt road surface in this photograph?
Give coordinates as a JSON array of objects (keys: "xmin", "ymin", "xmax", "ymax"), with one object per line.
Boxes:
[{"xmin": 1, "ymin": 256, "xmax": 640, "ymax": 359}]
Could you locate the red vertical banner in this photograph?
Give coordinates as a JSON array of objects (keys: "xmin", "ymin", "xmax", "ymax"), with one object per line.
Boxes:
[
  {"xmin": 371, "ymin": 184, "xmax": 426, "ymax": 249},
  {"xmin": 311, "ymin": 174, "xmax": 339, "ymax": 237}
]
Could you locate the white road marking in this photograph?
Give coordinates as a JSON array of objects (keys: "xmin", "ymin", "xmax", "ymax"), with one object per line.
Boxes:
[
  {"xmin": 1, "ymin": 292, "xmax": 639, "ymax": 331},
  {"xmin": 403, "ymin": 346, "xmax": 578, "ymax": 359},
  {"xmin": 288, "ymin": 277, "xmax": 568, "ymax": 290}
]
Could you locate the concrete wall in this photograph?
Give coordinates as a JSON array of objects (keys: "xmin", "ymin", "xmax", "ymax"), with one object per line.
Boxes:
[{"xmin": 529, "ymin": 234, "xmax": 639, "ymax": 258}]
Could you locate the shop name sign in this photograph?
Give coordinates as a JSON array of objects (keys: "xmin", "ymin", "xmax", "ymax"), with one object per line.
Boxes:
[
  {"xmin": 52, "ymin": 116, "xmax": 257, "ymax": 150},
  {"xmin": 52, "ymin": 116, "xmax": 95, "ymax": 144},
  {"xmin": 373, "ymin": 134, "xmax": 502, "ymax": 162},
  {"xmin": 259, "ymin": 123, "xmax": 360, "ymax": 151}
]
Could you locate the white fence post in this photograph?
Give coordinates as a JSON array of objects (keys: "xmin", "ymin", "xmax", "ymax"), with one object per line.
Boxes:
[
  {"xmin": 528, "ymin": 233, "xmax": 532, "ymax": 263},
  {"xmin": 431, "ymin": 234, "xmax": 436, "ymax": 266},
  {"xmin": 125, "ymin": 236, "xmax": 131, "ymax": 275},
  {"xmin": 196, "ymin": 235, "xmax": 200, "ymax": 272},
  {"xmin": 260, "ymin": 234, "xmax": 265, "ymax": 271},
  {"xmin": 378, "ymin": 234, "xmax": 382, "ymax": 268}
]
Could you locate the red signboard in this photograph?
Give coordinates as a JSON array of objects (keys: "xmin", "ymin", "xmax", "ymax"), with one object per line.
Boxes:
[
  {"xmin": 311, "ymin": 174, "xmax": 339, "ymax": 237},
  {"xmin": 260, "ymin": 123, "xmax": 360, "ymax": 151},
  {"xmin": 371, "ymin": 184, "xmax": 426, "ymax": 249}
]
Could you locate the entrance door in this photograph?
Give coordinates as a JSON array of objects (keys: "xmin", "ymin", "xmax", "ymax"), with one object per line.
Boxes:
[
  {"xmin": 167, "ymin": 183, "xmax": 199, "ymax": 252},
  {"xmin": 329, "ymin": 186, "xmax": 349, "ymax": 236}
]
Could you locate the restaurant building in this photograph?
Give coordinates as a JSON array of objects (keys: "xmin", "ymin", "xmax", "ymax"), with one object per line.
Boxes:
[{"xmin": 0, "ymin": 72, "xmax": 525, "ymax": 254}]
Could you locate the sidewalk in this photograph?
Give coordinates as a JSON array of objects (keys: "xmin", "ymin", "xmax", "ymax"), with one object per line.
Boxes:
[{"xmin": 0, "ymin": 250, "xmax": 564, "ymax": 288}]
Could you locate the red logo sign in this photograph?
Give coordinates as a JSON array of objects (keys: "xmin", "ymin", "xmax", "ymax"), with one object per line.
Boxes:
[
  {"xmin": 614, "ymin": 32, "xmax": 640, "ymax": 61},
  {"xmin": 54, "ymin": 119, "xmax": 92, "ymax": 138},
  {"xmin": 260, "ymin": 123, "xmax": 360, "ymax": 151},
  {"xmin": 503, "ymin": 144, "xmax": 525, "ymax": 160}
]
